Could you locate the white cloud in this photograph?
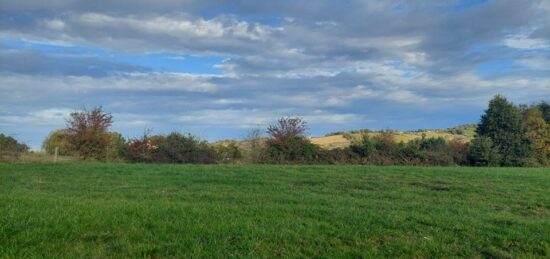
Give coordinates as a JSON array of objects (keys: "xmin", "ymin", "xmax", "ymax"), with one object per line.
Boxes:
[
  {"xmin": 0, "ymin": 108, "xmax": 71, "ymax": 126},
  {"xmin": 0, "ymin": 72, "xmax": 220, "ymax": 93},
  {"xmin": 503, "ymin": 33, "xmax": 549, "ymax": 50}
]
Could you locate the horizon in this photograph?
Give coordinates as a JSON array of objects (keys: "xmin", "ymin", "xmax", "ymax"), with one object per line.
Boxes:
[{"xmin": 1, "ymin": 1, "xmax": 550, "ymax": 149}]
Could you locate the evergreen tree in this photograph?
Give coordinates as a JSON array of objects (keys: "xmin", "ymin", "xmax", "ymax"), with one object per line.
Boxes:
[
  {"xmin": 468, "ymin": 136, "xmax": 500, "ymax": 166},
  {"xmin": 476, "ymin": 95, "xmax": 530, "ymax": 166}
]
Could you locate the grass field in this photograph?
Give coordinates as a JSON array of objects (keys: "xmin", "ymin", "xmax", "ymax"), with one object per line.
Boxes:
[{"xmin": 1, "ymin": 164, "xmax": 549, "ymax": 257}]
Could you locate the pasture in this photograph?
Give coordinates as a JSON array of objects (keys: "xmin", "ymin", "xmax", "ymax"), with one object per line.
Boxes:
[{"xmin": 0, "ymin": 163, "xmax": 549, "ymax": 257}]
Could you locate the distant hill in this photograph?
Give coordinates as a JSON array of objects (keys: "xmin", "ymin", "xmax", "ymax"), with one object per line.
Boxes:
[
  {"xmin": 311, "ymin": 124, "xmax": 477, "ymax": 150},
  {"xmin": 214, "ymin": 124, "xmax": 477, "ymax": 150}
]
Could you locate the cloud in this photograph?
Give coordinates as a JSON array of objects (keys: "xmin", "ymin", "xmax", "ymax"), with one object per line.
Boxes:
[
  {"xmin": 503, "ymin": 33, "xmax": 550, "ymax": 50},
  {"xmin": 0, "ymin": 108, "xmax": 71, "ymax": 126},
  {"xmin": 1, "ymin": 0, "xmax": 549, "ymax": 149}
]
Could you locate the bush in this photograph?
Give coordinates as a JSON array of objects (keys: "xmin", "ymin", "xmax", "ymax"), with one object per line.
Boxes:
[
  {"xmin": 350, "ymin": 133, "xmax": 376, "ymax": 158},
  {"xmin": 0, "ymin": 134, "xmax": 29, "ymax": 161},
  {"xmin": 265, "ymin": 117, "xmax": 322, "ymax": 163},
  {"xmin": 123, "ymin": 132, "xmax": 217, "ymax": 164},
  {"xmin": 266, "ymin": 136, "xmax": 321, "ymax": 163},
  {"xmin": 319, "ymin": 148, "xmax": 360, "ymax": 164},
  {"xmin": 214, "ymin": 142, "xmax": 243, "ymax": 163},
  {"xmin": 123, "ymin": 133, "xmax": 164, "ymax": 163}
]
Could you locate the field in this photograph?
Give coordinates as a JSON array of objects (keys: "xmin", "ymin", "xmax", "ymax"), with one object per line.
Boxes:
[
  {"xmin": 1, "ymin": 164, "xmax": 549, "ymax": 257},
  {"xmin": 311, "ymin": 131, "xmax": 472, "ymax": 149}
]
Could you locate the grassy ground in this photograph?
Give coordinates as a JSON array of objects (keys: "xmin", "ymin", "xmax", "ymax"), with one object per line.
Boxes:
[{"xmin": 0, "ymin": 164, "xmax": 549, "ymax": 258}]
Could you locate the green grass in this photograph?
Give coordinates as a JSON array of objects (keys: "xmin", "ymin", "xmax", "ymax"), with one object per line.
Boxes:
[{"xmin": 1, "ymin": 164, "xmax": 549, "ymax": 258}]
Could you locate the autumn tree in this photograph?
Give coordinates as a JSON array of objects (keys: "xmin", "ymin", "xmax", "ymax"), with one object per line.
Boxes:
[
  {"xmin": 66, "ymin": 107, "xmax": 114, "ymax": 160},
  {"xmin": 42, "ymin": 129, "xmax": 74, "ymax": 156},
  {"xmin": 522, "ymin": 107, "xmax": 550, "ymax": 166}
]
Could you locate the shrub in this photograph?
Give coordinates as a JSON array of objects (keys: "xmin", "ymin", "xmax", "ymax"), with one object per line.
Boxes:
[
  {"xmin": 213, "ymin": 142, "xmax": 243, "ymax": 163},
  {"xmin": 265, "ymin": 117, "xmax": 322, "ymax": 163},
  {"xmin": 350, "ymin": 133, "xmax": 376, "ymax": 158},
  {"xmin": 158, "ymin": 132, "xmax": 216, "ymax": 163},
  {"xmin": 123, "ymin": 132, "xmax": 217, "ymax": 164},
  {"xmin": 0, "ymin": 134, "xmax": 29, "ymax": 161},
  {"xmin": 123, "ymin": 133, "xmax": 164, "ymax": 163}
]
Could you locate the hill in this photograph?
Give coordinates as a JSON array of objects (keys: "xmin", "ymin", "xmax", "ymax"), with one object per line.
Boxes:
[{"xmin": 311, "ymin": 124, "xmax": 476, "ymax": 149}]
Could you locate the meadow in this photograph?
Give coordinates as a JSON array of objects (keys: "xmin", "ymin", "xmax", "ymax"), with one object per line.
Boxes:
[{"xmin": 0, "ymin": 163, "xmax": 549, "ymax": 258}]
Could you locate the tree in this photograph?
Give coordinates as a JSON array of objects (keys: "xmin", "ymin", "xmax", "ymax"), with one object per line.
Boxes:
[
  {"xmin": 0, "ymin": 134, "xmax": 29, "ymax": 161},
  {"xmin": 468, "ymin": 136, "xmax": 500, "ymax": 166},
  {"xmin": 267, "ymin": 117, "xmax": 307, "ymax": 141},
  {"xmin": 522, "ymin": 107, "xmax": 550, "ymax": 166},
  {"xmin": 537, "ymin": 101, "xmax": 550, "ymax": 125},
  {"xmin": 266, "ymin": 117, "xmax": 320, "ymax": 163},
  {"xmin": 476, "ymin": 95, "xmax": 530, "ymax": 166},
  {"xmin": 42, "ymin": 129, "xmax": 74, "ymax": 156},
  {"xmin": 66, "ymin": 107, "xmax": 114, "ymax": 160}
]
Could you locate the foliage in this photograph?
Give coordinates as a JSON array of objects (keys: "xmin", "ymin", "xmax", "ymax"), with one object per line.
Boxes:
[
  {"xmin": 156, "ymin": 132, "xmax": 217, "ymax": 164},
  {"xmin": 42, "ymin": 129, "xmax": 74, "ymax": 156},
  {"xmin": 123, "ymin": 132, "xmax": 164, "ymax": 163},
  {"xmin": 123, "ymin": 132, "xmax": 216, "ymax": 164},
  {"xmin": 213, "ymin": 142, "xmax": 243, "ymax": 163},
  {"xmin": 65, "ymin": 107, "xmax": 114, "ymax": 161},
  {"xmin": 468, "ymin": 136, "xmax": 501, "ymax": 166},
  {"xmin": 0, "ymin": 134, "xmax": 29, "ymax": 161},
  {"xmin": 350, "ymin": 133, "xmax": 376, "ymax": 158},
  {"xmin": 537, "ymin": 101, "xmax": 550, "ymax": 124},
  {"xmin": 265, "ymin": 117, "xmax": 321, "ymax": 163},
  {"xmin": 475, "ymin": 95, "xmax": 531, "ymax": 166},
  {"xmin": 522, "ymin": 107, "xmax": 550, "ymax": 166},
  {"xmin": 242, "ymin": 128, "xmax": 265, "ymax": 163}
]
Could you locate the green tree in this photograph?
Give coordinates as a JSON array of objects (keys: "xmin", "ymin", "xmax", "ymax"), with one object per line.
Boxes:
[
  {"xmin": 468, "ymin": 136, "xmax": 500, "ymax": 166},
  {"xmin": 522, "ymin": 107, "xmax": 550, "ymax": 166},
  {"xmin": 537, "ymin": 101, "xmax": 550, "ymax": 125},
  {"xmin": 42, "ymin": 129, "xmax": 74, "ymax": 156},
  {"xmin": 0, "ymin": 134, "xmax": 29, "ymax": 161},
  {"xmin": 476, "ymin": 95, "xmax": 530, "ymax": 166}
]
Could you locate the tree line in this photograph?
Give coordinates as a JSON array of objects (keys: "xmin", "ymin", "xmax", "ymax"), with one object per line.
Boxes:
[{"xmin": 2, "ymin": 95, "xmax": 549, "ymax": 166}]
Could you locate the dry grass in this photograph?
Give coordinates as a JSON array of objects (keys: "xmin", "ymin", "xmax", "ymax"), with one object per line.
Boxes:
[
  {"xmin": 0, "ymin": 152, "xmax": 76, "ymax": 163},
  {"xmin": 311, "ymin": 131, "xmax": 472, "ymax": 149}
]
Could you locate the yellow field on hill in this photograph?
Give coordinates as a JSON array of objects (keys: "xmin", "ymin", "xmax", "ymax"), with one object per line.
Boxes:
[{"xmin": 310, "ymin": 131, "xmax": 472, "ymax": 150}]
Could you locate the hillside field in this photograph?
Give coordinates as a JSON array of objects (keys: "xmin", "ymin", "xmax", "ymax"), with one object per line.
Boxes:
[
  {"xmin": 311, "ymin": 130, "xmax": 474, "ymax": 150},
  {"xmin": 0, "ymin": 163, "xmax": 549, "ymax": 257}
]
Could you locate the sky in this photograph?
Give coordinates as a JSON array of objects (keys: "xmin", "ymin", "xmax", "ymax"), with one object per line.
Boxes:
[{"xmin": 1, "ymin": 0, "xmax": 550, "ymax": 149}]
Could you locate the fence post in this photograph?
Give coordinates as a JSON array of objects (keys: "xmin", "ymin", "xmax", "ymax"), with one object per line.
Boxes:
[{"xmin": 54, "ymin": 147, "xmax": 59, "ymax": 163}]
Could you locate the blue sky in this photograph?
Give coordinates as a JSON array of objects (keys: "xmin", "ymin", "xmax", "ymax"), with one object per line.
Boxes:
[{"xmin": 1, "ymin": 0, "xmax": 549, "ymax": 149}]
